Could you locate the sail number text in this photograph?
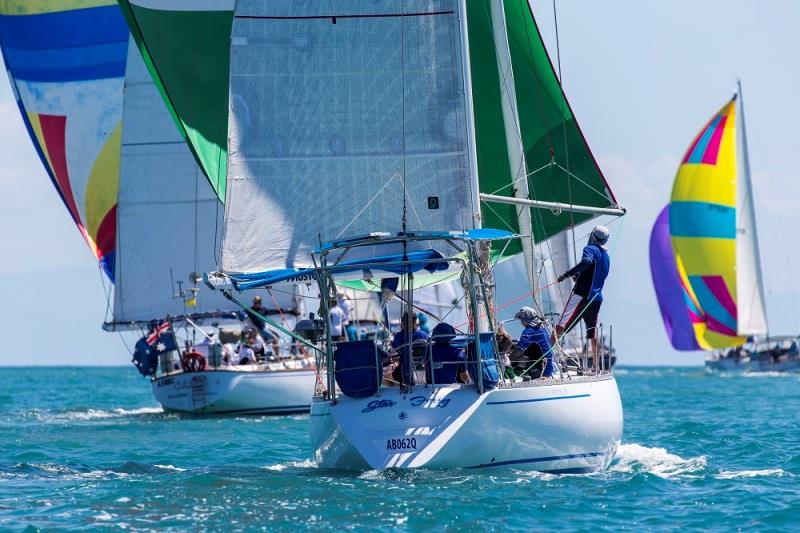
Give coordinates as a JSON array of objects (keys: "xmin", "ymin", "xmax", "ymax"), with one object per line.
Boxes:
[{"xmin": 386, "ymin": 437, "xmax": 417, "ymax": 451}]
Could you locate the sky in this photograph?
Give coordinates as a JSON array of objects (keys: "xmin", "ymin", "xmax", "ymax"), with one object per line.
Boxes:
[{"xmin": 1, "ymin": 1, "xmax": 799, "ymax": 366}]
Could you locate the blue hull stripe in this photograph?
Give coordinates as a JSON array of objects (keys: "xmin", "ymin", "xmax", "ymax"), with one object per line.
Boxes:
[
  {"xmin": 468, "ymin": 451, "xmax": 605, "ymax": 469},
  {"xmin": 540, "ymin": 466, "xmax": 598, "ymax": 475},
  {"xmin": 486, "ymin": 393, "xmax": 590, "ymax": 405},
  {"xmin": 166, "ymin": 406, "xmax": 309, "ymax": 416}
]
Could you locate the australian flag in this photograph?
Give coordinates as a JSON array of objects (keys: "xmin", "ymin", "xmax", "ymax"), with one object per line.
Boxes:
[{"xmin": 132, "ymin": 321, "xmax": 178, "ymax": 377}]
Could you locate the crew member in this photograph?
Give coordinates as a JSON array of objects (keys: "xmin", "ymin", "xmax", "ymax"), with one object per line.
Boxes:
[
  {"xmin": 514, "ymin": 307, "xmax": 555, "ymax": 377},
  {"xmin": 555, "ymin": 225, "xmax": 611, "ymax": 371},
  {"xmin": 244, "ymin": 295, "xmax": 280, "ymax": 356}
]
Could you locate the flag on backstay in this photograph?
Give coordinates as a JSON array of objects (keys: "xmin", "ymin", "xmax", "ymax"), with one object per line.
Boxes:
[{"xmin": 146, "ymin": 320, "xmax": 171, "ymax": 345}]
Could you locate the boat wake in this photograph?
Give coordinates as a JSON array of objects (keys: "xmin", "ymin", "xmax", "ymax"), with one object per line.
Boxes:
[
  {"xmin": 742, "ymin": 371, "xmax": 799, "ymax": 379},
  {"xmin": 0, "ymin": 463, "xmax": 129, "ymax": 481},
  {"xmin": 715, "ymin": 468, "xmax": 788, "ymax": 479},
  {"xmin": 261, "ymin": 459, "xmax": 317, "ymax": 472},
  {"xmin": 714, "ymin": 371, "xmax": 798, "ymax": 379},
  {"xmin": 27, "ymin": 406, "xmax": 166, "ymax": 423},
  {"xmin": 610, "ymin": 443, "xmax": 790, "ymax": 481},
  {"xmin": 610, "ymin": 443, "xmax": 708, "ymax": 478},
  {"xmin": 0, "ymin": 460, "xmax": 199, "ymax": 481}
]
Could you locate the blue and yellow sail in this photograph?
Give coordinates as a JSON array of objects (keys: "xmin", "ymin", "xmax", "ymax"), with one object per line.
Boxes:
[
  {"xmin": 667, "ymin": 98, "xmax": 745, "ymax": 349},
  {"xmin": 0, "ymin": 0, "xmax": 128, "ymax": 280}
]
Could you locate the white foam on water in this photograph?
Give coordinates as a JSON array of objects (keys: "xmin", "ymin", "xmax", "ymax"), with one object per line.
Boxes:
[
  {"xmin": 716, "ymin": 371, "xmax": 797, "ymax": 379},
  {"xmin": 262, "ymin": 459, "xmax": 317, "ymax": 472},
  {"xmin": 1, "ymin": 463, "xmax": 128, "ymax": 481},
  {"xmin": 715, "ymin": 468, "xmax": 789, "ymax": 479},
  {"xmin": 357, "ymin": 469, "xmax": 383, "ymax": 480},
  {"xmin": 115, "ymin": 497, "xmax": 131, "ymax": 503},
  {"xmin": 85, "ymin": 469, "xmax": 129, "ymax": 480},
  {"xmin": 93, "ymin": 511, "xmax": 113, "ymax": 521},
  {"xmin": 154, "ymin": 464, "xmax": 187, "ymax": 472},
  {"xmin": 499, "ymin": 470, "xmax": 558, "ymax": 484},
  {"xmin": 33, "ymin": 406, "xmax": 164, "ymax": 422},
  {"xmin": 611, "ymin": 443, "xmax": 708, "ymax": 479}
]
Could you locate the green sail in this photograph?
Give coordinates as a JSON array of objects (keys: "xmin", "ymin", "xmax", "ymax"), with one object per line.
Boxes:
[
  {"xmin": 467, "ymin": 1, "xmax": 618, "ymax": 255},
  {"xmin": 117, "ymin": 0, "xmax": 233, "ymax": 203}
]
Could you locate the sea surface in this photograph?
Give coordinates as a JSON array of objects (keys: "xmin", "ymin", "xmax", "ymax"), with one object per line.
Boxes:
[{"xmin": 0, "ymin": 366, "xmax": 797, "ymax": 531}]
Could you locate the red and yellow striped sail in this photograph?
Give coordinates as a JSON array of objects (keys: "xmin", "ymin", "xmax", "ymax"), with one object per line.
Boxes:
[{"xmin": 669, "ymin": 98, "xmax": 745, "ymax": 349}]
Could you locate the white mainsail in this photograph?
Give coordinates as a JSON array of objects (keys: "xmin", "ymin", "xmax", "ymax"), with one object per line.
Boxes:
[
  {"xmin": 221, "ymin": 0, "xmax": 478, "ymax": 275},
  {"xmin": 111, "ymin": 38, "xmax": 289, "ymax": 327},
  {"xmin": 734, "ymin": 84, "xmax": 768, "ymax": 336}
]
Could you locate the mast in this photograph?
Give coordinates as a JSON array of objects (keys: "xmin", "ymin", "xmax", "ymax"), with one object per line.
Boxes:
[
  {"xmin": 458, "ymin": 0, "xmax": 482, "ymax": 230},
  {"xmin": 735, "ymin": 80, "xmax": 769, "ymax": 335},
  {"xmin": 488, "ymin": 0, "xmax": 540, "ymax": 309}
]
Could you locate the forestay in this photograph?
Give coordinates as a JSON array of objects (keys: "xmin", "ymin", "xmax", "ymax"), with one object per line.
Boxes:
[{"xmin": 222, "ymin": 0, "xmax": 477, "ymax": 274}]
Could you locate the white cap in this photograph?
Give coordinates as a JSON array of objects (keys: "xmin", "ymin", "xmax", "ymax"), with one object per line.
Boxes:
[{"xmin": 590, "ymin": 225, "xmax": 610, "ymax": 249}]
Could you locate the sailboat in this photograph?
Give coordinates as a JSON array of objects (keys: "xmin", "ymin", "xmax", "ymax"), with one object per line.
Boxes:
[
  {"xmin": 649, "ymin": 83, "xmax": 800, "ymax": 373},
  {"xmin": 114, "ymin": 35, "xmax": 317, "ymax": 415},
  {"xmin": 121, "ymin": 0, "xmax": 627, "ymax": 470},
  {"xmin": 0, "ymin": 2, "xmax": 317, "ymax": 414}
]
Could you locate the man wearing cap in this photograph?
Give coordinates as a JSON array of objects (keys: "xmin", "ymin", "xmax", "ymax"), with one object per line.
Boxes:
[
  {"xmin": 513, "ymin": 307, "xmax": 555, "ymax": 378},
  {"xmin": 555, "ymin": 225, "xmax": 611, "ymax": 372}
]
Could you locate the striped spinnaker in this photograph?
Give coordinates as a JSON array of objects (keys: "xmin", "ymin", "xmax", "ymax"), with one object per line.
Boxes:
[
  {"xmin": 669, "ymin": 98, "xmax": 745, "ymax": 348},
  {"xmin": 0, "ymin": 1, "xmax": 128, "ymax": 280}
]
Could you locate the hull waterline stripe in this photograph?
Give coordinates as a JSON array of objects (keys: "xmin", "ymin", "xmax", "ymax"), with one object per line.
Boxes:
[
  {"xmin": 164, "ymin": 406, "xmax": 310, "ymax": 416},
  {"xmin": 540, "ymin": 466, "xmax": 598, "ymax": 475},
  {"xmin": 468, "ymin": 451, "xmax": 605, "ymax": 469},
  {"xmin": 486, "ymin": 393, "xmax": 590, "ymax": 405}
]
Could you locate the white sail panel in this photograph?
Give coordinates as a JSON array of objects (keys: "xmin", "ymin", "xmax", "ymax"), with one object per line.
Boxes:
[
  {"xmin": 221, "ymin": 0, "xmax": 476, "ymax": 274},
  {"xmin": 112, "ymin": 39, "xmax": 277, "ymax": 325},
  {"xmin": 735, "ymin": 95, "xmax": 768, "ymax": 335}
]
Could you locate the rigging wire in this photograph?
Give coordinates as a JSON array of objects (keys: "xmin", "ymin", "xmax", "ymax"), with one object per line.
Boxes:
[
  {"xmin": 551, "ymin": 0, "xmax": 579, "ymax": 266},
  {"xmin": 336, "ymin": 174, "xmax": 400, "ymax": 238},
  {"xmin": 118, "ymin": 331, "xmax": 134, "ymax": 357},
  {"xmin": 194, "ymin": 159, "xmax": 200, "ymax": 287},
  {"xmin": 749, "ymin": 123, "xmax": 799, "ymax": 332},
  {"xmin": 97, "ymin": 262, "xmax": 114, "ymax": 325}
]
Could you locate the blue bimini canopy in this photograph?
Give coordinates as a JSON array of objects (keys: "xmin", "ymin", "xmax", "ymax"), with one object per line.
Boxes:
[{"xmin": 229, "ymin": 249, "xmax": 450, "ymax": 291}]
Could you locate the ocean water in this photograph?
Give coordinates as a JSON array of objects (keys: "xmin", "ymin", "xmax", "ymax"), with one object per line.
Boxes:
[{"xmin": 0, "ymin": 367, "xmax": 797, "ymax": 531}]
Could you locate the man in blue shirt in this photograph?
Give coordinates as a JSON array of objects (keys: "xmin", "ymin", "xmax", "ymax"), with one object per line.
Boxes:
[
  {"xmin": 513, "ymin": 307, "xmax": 555, "ymax": 377},
  {"xmin": 555, "ymin": 225, "xmax": 611, "ymax": 371},
  {"xmin": 391, "ymin": 311, "xmax": 429, "ymax": 387}
]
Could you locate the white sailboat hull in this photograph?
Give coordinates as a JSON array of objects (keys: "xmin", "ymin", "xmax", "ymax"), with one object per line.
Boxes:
[
  {"xmin": 705, "ymin": 358, "xmax": 800, "ymax": 373},
  {"xmin": 311, "ymin": 376, "xmax": 622, "ymax": 472},
  {"xmin": 152, "ymin": 368, "xmax": 316, "ymax": 415}
]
